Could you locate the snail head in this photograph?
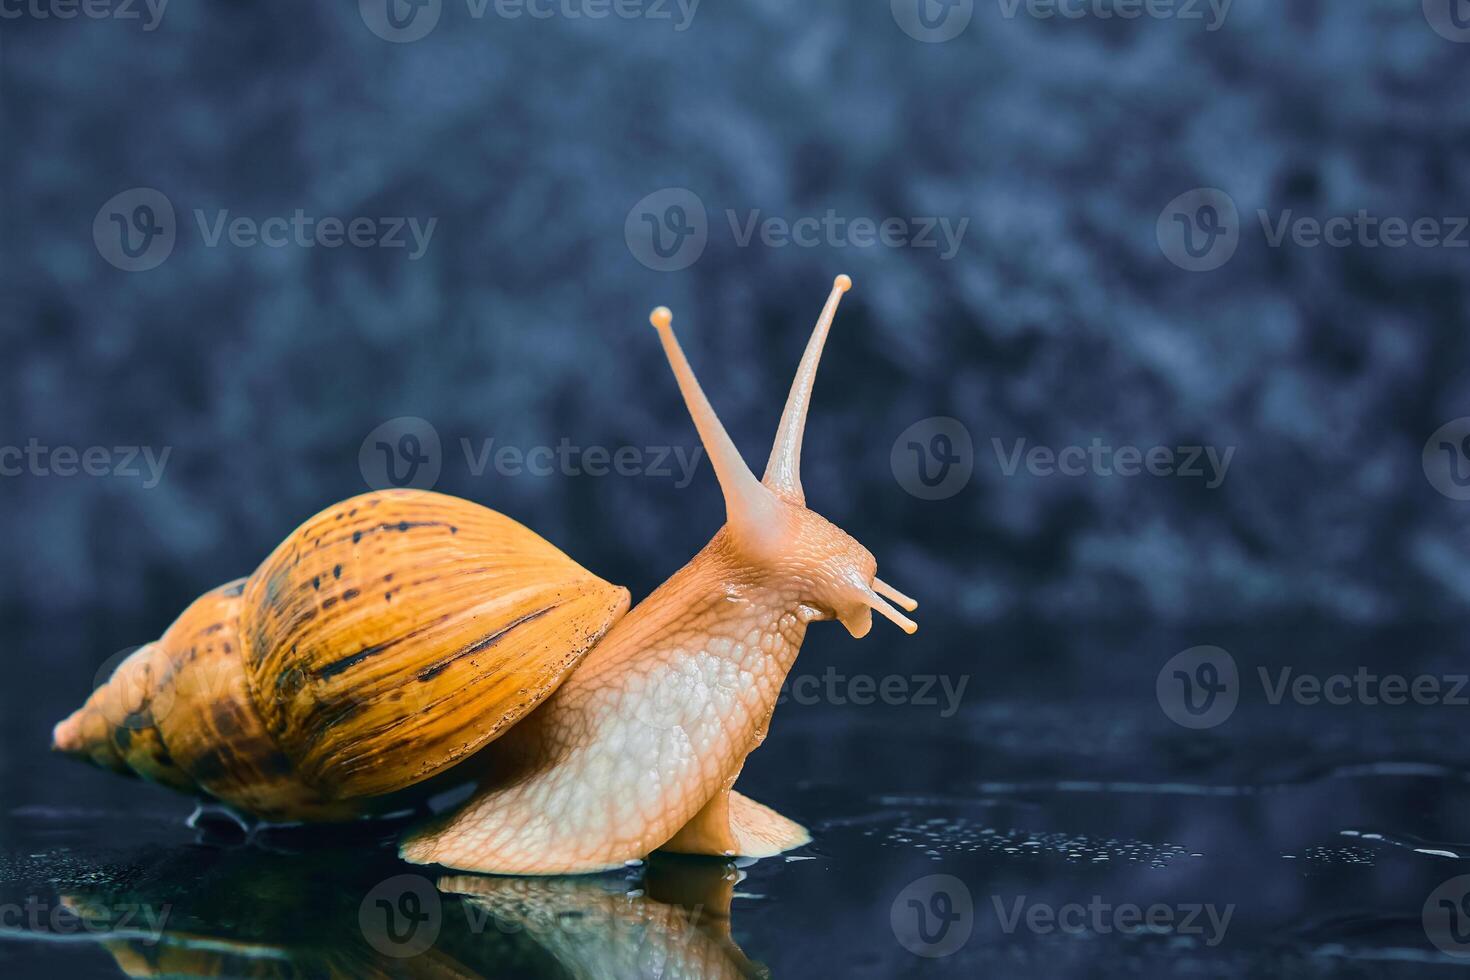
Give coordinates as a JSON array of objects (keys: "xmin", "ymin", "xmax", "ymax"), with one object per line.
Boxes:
[{"xmin": 650, "ymin": 275, "xmax": 917, "ymax": 638}]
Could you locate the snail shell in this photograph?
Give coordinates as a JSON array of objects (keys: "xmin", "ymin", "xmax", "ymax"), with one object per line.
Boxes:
[{"xmin": 53, "ymin": 489, "xmax": 630, "ymax": 820}]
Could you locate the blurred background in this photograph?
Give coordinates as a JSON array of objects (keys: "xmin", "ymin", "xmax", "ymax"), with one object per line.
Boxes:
[
  {"xmin": 5, "ymin": 1, "xmax": 1470, "ymax": 976},
  {"xmin": 5, "ymin": 0, "xmax": 1470, "ymax": 632}
]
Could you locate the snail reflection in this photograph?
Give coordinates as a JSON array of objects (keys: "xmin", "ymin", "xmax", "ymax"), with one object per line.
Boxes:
[{"xmin": 55, "ymin": 837, "xmax": 766, "ymax": 979}]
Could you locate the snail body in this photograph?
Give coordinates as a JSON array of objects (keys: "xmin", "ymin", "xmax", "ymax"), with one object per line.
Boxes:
[{"xmin": 55, "ymin": 277, "xmax": 917, "ymax": 874}]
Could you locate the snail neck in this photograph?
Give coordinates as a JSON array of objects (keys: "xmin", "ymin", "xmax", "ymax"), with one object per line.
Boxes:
[
  {"xmin": 573, "ymin": 525, "xmax": 822, "ymax": 687},
  {"xmin": 698, "ymin": 528, "xmax": 830, "ymax": 678},
  {"xmin": 402, "ymin": 524, "xmax": 830, "ymax": 874}
]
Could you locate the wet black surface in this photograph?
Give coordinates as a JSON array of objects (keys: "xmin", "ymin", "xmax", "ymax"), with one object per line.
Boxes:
[{"xmin": 5, "ymin": 619, "xmax": 1470, "ymax": 977}]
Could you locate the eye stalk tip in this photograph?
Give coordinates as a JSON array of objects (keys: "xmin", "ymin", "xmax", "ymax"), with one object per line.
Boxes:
[
  {"xmin": 863, "ymin": 586, "xmax": 918, "ymax": 635},
  {"xmin": 650, "ymin": 307, "xmax": 673, "ymax": 331},
  {"xmin": 834, "ymin": 274, "xmax": 852, "ymax": 293},
  {"xmin": 886, "ymin": 609, "xmax": 918, "ymax": 635}
]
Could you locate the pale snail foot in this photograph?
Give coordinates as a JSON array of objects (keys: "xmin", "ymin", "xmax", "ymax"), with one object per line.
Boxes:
[{"xmin": 399, "ymin": 787, "xmax": 808, "ymax": 874}]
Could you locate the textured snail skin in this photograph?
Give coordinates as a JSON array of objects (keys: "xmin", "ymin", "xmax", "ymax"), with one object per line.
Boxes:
[
  {"xmin": 402, "ymin": 526, "xmax": 830, "ymax": 873},
  {"xmin": 53, "ymin": 276, "xmax": 916, "ymax": 875},
  {"xmin": 401, "ymin": 277, "xmax": 919, "ymax": 874}
]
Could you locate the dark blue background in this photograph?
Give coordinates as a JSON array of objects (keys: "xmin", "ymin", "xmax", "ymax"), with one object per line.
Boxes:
[
  {"xmin": 5, "ymin": 0, "xmax": 1469, "ymax": 638},
  {"xmin": 5, "ymin": 4, "xmax": 1470, "ymax": 976}
]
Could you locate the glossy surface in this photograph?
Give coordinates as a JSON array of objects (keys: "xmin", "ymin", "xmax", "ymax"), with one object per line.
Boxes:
[{"xmin": 7, "ymin": 623, "xmax": 1470, "ymax": 977}]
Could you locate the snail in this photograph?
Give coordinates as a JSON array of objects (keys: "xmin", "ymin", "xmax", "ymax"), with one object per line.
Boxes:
[{"xmin": 53, "ymin": 275, "xmax": 918, "ymax": 874}]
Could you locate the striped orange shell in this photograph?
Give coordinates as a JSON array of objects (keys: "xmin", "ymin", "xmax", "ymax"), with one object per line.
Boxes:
[{"xmin": 53, "ymin": 489, "xmax": 630, "ymax": 821}]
